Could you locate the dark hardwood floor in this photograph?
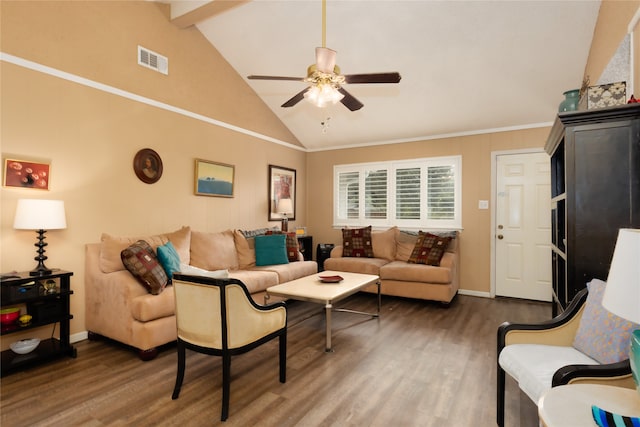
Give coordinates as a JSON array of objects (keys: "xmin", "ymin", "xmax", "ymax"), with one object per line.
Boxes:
[{"xmin": 0, "ymin": 293, "xmax": 549, "ymax": 426}]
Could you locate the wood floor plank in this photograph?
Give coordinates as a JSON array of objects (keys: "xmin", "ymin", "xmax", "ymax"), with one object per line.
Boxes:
[{"xmin": 0, "ymin": 293, "xmax": 549, "ymax": 426}]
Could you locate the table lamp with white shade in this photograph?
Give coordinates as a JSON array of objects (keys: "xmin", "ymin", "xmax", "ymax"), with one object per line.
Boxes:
[
  {"xmin": 276, "ymin": 198, "xmax": 293, "ymax": 232},
  {"xmin": 602, "ymin": 228, "xmax": 640, "ymax": 396},
  {"xmin": 13, "ymin": 199, "xmax": 67, "ymax": 276}
]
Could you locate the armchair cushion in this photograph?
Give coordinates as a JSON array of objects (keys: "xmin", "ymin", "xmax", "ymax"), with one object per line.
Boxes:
[
  {"xmin": 498, "ymin": 343, "xmax": 598, "ymax": 403},
  {"xmin": 573, "ymin": 279, "xmax": 638, "ymax": 364}
]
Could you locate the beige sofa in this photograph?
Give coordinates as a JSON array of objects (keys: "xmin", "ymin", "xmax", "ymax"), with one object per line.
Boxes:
[
  {"xmin": 85, "ymin": 226, "xmax": 317, "ymax": 359},
  {"xmin": 324, "ymin": 227, "xmax": 459, "ymax": 304}
]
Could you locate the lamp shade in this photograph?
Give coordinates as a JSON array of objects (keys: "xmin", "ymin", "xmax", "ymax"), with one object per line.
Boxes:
[
  {"xmin": 13, "ymin": 199, "xmax": 67, "ymax": 230},
  {"xmin": 276, "ymin": 198, "xmax": 293, "ymax": 215},
  {"xmin": 602, "ymin": 229, "xmax": 640, "ymax": 324}
]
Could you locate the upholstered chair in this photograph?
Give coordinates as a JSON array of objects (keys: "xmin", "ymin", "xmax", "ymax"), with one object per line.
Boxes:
[
  {"xmin": 496, "ymin": 280, "xmax": 635, "ymax": 427},
  {"xmin": 171, "ymin": 274, "xmax": 287, "ymax": 422}
]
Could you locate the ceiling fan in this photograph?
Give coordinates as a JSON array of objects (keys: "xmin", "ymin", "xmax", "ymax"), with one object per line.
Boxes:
[{"xmin": 247, "ymin": 1, "xmax": 401, "ymax": 111}]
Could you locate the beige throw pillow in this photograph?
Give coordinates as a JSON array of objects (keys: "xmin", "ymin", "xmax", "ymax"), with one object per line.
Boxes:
[{"xmin": 190, "ymin": 230, "xmax": 239, "ymax": 271}]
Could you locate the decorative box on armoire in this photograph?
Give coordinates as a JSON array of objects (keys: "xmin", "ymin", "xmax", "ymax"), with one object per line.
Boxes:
[{"xmin": 545, "ymin": 103, "xmax": 640, "ymax": 316}]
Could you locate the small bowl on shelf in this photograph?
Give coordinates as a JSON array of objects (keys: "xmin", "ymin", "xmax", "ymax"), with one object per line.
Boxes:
[
  {"xmin": 0, "ymin": 307, "xmax": 20, "ymax": 325},
  {"xmin": 10, "ymin": 338, "xmax": 40, "ymax": 354}
]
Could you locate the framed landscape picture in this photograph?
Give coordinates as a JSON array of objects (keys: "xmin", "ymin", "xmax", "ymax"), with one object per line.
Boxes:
[
  {"xmin": 269, "ymin": 164, "xmax": 296, "ymax": 221},
  {"xmin": 194, "ymin": 159, "xmax": 235, "ymax": 197},
  {"xmin": 3, "ymin": 158, "xmax": 51, "ymax": 190}
]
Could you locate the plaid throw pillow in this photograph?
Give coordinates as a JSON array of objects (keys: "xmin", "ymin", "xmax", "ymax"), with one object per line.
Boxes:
[
  {"xmin": 408, "ymin": 232, "xmax": 451, "ymax": 266},
  {"xmin": 266, "ymin": 231, "xmax": 300, "ymax": 262},
  {"xmin": 121, "ymin": 240, "xmax": 168, "ymax": 295},
  {"xmin": 342, "ymin": 226, "xmax": 374, "ymax": 258}
]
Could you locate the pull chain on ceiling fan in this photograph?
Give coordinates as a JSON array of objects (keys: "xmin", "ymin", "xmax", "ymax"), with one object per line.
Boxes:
[{"xmin": 247, "ymin": 0, "xmax": 401, "ymax": 111}]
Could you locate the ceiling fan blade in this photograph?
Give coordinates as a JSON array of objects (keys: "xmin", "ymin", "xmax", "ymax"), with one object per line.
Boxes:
[
  {"xmin": 338, "ymin": 88, "xmax": 364, "ymax": 111},
  {"xmin": 343, "ymin": 72, "xmax": 402, "ymax": 84},
  {"xmin": 281, "ymin": 88, "xmax": 310, "ymax": 108},
  {"xmin": 247, "ymin": 75, "xmax": 305, "ymax": 82},
  {"xmin": 315, "ymin": 47, "xmax": 337, "ymax": 74}
]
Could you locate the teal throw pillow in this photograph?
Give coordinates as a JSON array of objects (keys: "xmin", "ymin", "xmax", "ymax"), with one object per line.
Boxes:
[
  {"xmin": 254, "ymin": 234, "xmax": 289, "ymax": 266},
  {"xmin": 157, "ymin": 241, "xmax": 181, "ymax": 280}
]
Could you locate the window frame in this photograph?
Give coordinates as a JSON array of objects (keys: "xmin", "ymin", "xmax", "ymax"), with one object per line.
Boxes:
[{"xmin": 333, "ymin": 156, "xmax": 462, "ymax": 230}]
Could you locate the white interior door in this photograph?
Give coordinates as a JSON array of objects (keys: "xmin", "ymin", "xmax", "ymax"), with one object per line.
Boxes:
[{"xmin": 495, "ymin": 152, "xmax": 552, "ymax": 301}]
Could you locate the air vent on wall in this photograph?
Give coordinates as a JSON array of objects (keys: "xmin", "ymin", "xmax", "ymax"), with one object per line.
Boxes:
[{"xmin": 138, "ymin": 45, "xmax": 168, "ymax": 75}]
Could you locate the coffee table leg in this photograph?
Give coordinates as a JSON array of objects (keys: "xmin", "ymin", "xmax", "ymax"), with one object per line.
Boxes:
[{"xmin": 325, "ymin": 303, "xmax": 333, "ymax": 352}]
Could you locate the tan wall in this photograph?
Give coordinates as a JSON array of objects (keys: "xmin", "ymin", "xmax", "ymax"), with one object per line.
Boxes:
[
  {"xmin": 583, "ymin": 0, "xmax": 640, "ymax": 87},
  {"xmin": 0, "ymin": 1, "xmax": 304, "ymax": 346},
  {"xmin": 306, "ymin": 128, "xmax": 550, "ymax": 295}
]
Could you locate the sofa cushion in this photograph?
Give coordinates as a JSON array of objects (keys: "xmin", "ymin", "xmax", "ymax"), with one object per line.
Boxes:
[
  {"xmin": 190, "ymin": 230, "xmax": 239, "ymax": 271},
  {"xmin": 408, "ymin": 232, "xmax": 451, "ymax": 266},
  {"xmin": 342, "ymin": 226, "xmax": 374, "ymax": 258},
  {"xmin": 573, "ymin": 278, "xmax": 638, "ymax": 364},
  {"xmin": 266, "ymin": 231, "xmax": 300, "ymax": 262},
  {"xmin": 131, "ymin": 286, "xmax": 176, "ymax": 322},
  {"xmin": 234, "ymin": 230, "xmax": 256, "ymax": 269},
  {"xmin": 253, "ymin": 260, "xmax": 318, "ymax": 284},
  {"xmin": 372, "ymin": 227, "xmax": 397, "ymax": 260},
  {"xmin": 324, "ymin": 256, "xmax": 388, "ymax": 276},
  {"xmin": 255, "ymin": 234, "xmax": 289, "ymax": 266},
  {"xmin": 99, "ymin": 226, "xmax": 191, "ymax": 273},
  {"xmin": 121, "ymin": 240, "xmax": 168, "ymax": 295},
  {"xmin": 157, "ymin": 241, "xmax": 181, "ymax": 280},
  {"xmin": 396, "ymin": 231, "xmax": 419, "ymax": 262},
  {"xmin": 380, "ymin": 260, "xmax": 453, "ymax": 284},
  {"xmin": 499, "ymin": 343, "xmax": 599, "ymax": 404}
]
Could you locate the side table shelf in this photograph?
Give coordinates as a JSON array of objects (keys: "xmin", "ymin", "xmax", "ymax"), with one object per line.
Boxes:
[{"xmin": 0, "ymin": 270, "xmax": 76, "ymax": 376}]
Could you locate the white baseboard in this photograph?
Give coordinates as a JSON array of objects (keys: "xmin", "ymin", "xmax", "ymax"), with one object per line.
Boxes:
[
  {"xmin": 459, "ymin": 289, "xmax": 491, "ymax": 298},
  {"xmin": 71, "ymin": 331, "xmax": 88, "ymax": 344}
]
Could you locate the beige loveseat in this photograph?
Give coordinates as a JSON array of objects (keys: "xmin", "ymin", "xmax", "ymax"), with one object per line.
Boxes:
[
  {"xmin": 324, "ymin": 227, "xmax": 459, "ymax": 304},
  {"xmin": 85, "ymin": 226, "xmax": 317, "ymax": 359}
]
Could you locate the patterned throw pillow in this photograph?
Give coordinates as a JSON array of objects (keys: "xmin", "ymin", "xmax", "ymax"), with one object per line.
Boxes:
[
  {"xmin": 573, "ymin": 279, "xmax": 638, "ymax": 364},
  {"xmin": 407, "ymin": 232, "xmax": 451, "ymax": 266},
  {"xmin": 121, "ymin": 240, "xmax": 168, "ymax": 295},
  {"xmin": 342, "ymin": 226, "xmax": 374, "ymax": 258},
  {"xmin": 266, "ymin": 231, "xmax": 300, "ymax": 262}
]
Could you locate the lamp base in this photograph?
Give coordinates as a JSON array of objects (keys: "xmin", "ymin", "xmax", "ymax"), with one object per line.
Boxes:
[
  {"xmin": 281, "ymin": 218, "xmax": 288, "ymax": 232},
  {"xmin": 30, "ymin": 229, "xmax": 52, "ymax": 276}
]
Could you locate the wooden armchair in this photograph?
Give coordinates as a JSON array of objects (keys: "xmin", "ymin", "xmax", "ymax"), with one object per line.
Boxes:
[
  {"xmin": 171, "ymin": 274, "xmax": 287, "ymax": 422},
  {"xmin": 496, "ymin": 286, "xmax": 633, "ymax": 427}
]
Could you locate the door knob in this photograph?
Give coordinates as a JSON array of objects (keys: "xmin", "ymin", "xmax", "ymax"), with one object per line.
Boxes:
[{"xmin": 497, "ymin": 234, "xmax": 504, "ymax": 240}]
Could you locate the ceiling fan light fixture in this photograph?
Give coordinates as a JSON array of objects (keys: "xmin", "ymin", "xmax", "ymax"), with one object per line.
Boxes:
[{"xmin": 304, "ymin": 83, "xmax": 344, "ymax": 107}]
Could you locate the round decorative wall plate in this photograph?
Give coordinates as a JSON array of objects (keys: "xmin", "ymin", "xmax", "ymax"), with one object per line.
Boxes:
[{"xmin": 133, "ymin": 148, "xmax": 163, "ymax": 184}]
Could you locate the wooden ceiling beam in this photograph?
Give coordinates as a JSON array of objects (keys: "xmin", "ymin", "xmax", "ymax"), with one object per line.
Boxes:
[{"xmin": 170, "ymin": 1, "xmax": 250, "ymax": 29}]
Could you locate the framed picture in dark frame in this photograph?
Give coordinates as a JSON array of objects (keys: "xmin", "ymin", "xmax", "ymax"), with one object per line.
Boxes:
[
  {"xmin": 194, "ymin": 159, "xmax": 235, "ymax": 197},
  {"xmin": 269, "ymin": 164, "xmax": 296, "ymax": 221},
  {"xmin": 133, "ymin": 148, "xmax": 163, "ymax": 184}
]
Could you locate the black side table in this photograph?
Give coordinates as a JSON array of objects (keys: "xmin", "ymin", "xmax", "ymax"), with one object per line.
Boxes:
[
  {"xmin": 316, "ymin": 244, "xmax": 335, "ymax": 272},
  {"xmin": 297, "ymin": 236, "xmax": 313, "ymax": 261}
]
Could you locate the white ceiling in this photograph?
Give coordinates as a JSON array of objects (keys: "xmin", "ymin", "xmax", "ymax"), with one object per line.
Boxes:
[{"xmin": 165, "ymin": 0, "xmax": 601, "ymax": 151}]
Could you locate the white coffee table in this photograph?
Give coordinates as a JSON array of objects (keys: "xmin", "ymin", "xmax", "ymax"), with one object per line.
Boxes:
[{"xmin": 265, "ymin": 271, "xmax": 380, "ymax": 352}]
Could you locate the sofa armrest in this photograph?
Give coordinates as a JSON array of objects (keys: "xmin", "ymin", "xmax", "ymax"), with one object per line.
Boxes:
[
  {"xmin": 330, "ymin": 245, "xmax": 343, "ymax": 258},
  {"xmin": 497, "ymin": 287, "xmax": 588, "ymax": 350}
]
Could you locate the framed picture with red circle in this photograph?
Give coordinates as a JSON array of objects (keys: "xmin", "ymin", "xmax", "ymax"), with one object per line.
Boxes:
[{"xmin": 133, "ymin": 148, "xmax": 163, "ymax": 184}]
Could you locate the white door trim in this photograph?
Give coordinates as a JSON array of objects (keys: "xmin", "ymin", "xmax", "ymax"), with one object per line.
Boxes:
[{"xmin": 490, "ymin": 148, "xmax": 548, "ymax": 298}]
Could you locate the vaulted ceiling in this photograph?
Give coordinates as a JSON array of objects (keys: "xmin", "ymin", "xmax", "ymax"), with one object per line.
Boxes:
[{"xmin": 163, "ymin": 1, "xmax": 601, "ymax": 151}]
